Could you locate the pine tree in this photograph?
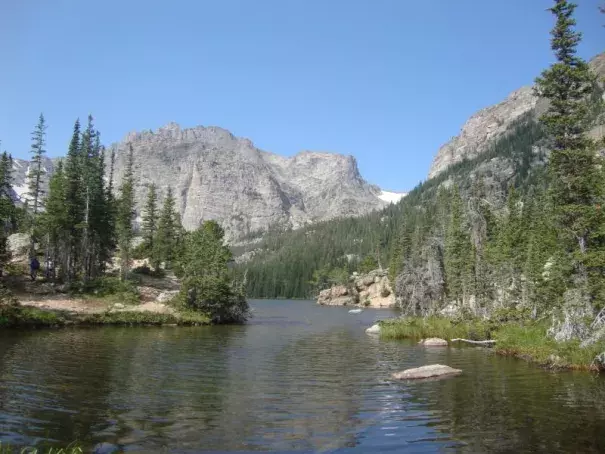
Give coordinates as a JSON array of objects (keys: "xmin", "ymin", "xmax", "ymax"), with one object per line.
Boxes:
[
  {"xmin": 152, "ymin": 187, "xmax": 177, "ymax": 270},
  {"xmin": 28, "ymin": 113, "xmax": 47, "ymax": 217},
  {"xmin": 142, "ymin": 183, "xmax": 158, "ymax": 253},
  {"xmin": 534, "ymin": 0, "xmax": 605, "ymax": 304},
  {"xmin": 444, "ymin": 186, "xmax": 471, "ymax": 303},
  {"xmin": 176, "ymin": 220, "xmax": 248, "ymax": 323},
  {"xmin": 116, "ymin": 144, "xmax": 136, "ymax": 281},
  {"xmin": 0, "ymin": 149, "xmax": 14, "ymax": 270},
  {"xmin": 40, "ymin": 161, "xmax": 68, "ymax": 280},
  {"xmin": 64, "ymin": 119, "xmax": 84, "ymax": 281}
]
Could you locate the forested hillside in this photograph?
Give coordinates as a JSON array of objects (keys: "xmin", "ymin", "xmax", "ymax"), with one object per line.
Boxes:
[{"xmin": 238, "ymin": 44, "xmax": 605, "ymax": 303}]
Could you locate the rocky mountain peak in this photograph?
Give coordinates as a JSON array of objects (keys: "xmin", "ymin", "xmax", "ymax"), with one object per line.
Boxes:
[
  {"xmin": 107, "ymin": 124, "xmax": 389, "ymax": 240},
  {"xmin": 428, "ymin": 50, "xmax": 605, "ymax": 180}
]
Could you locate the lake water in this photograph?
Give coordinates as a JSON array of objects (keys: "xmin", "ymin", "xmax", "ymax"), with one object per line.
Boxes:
[{"xmin": 0, "ymin": 300, "xmax": 604, "ymax": 453}]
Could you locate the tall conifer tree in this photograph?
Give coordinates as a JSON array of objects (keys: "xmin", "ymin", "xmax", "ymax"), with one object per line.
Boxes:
[
  {"xmin": 116, "ymin": 144, "xmax": 136, "ymax": 280},
  {"xmin": 535, "ymin": 0, "xmax": 605, "ymax": 303}
]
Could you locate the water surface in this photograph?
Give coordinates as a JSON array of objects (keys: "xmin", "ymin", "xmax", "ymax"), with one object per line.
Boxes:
[{"xmin": 0, "ymin": 300, "xmax": 604, "ymax": 452}]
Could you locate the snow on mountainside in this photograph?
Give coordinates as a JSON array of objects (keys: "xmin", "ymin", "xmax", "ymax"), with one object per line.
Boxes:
[{"xmin": 378, "ymin": 190, "xmax": 407, "ymax": 204}]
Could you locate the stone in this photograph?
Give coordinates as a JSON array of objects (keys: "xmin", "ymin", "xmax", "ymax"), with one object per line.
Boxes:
[
  {"xmin": 317, "ymin": 270, "xmax": 396, "ymax": 308},
  {"xmin": 7, "ymin": 233, "xmax": 31, "ymax": 260},
  {"xmin": 365, "ymin": 324, "xmax": 381, "ymax": 334},
  {"xmin": 317, "ymin": 285, "xmax": 358, "ymax": 306},
  {"xmin": 418, "ymin": 338, "xmax": 448, "ymax": 347},
  {"xmin": 113, "ymin": 303, "xmax": 125, "ymax": 309},
  {"xmin": 156, "ymin": 290, "xmax": 179, "ymax": 304},
  {"xmin": 391, "ymin": 364, "xmax": 462, "ymax": 380}
]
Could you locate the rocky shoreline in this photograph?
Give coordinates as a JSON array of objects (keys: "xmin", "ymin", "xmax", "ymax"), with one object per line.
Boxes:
[{"xmin": 317, "ymin": 269, "xmax": 396, "ymax": 308}]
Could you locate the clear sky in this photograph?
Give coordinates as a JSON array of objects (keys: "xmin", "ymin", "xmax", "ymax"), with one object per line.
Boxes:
[{"xmin": 1, "ymin": 0, "xmax": 603, "ymax": 192}]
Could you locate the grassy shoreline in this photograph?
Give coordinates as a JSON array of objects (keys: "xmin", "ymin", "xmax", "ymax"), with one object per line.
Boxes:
[
  {"xmin": 0, "ymin": 303, "xmax": 210, "ymax": 328},
  {"xmin": 379, "ymin": 316, "xmax": 605, "ymax": 372}
]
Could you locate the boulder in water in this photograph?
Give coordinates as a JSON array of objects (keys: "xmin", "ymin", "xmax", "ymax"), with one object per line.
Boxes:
[
  {"xmin": 418, "ymin": 338, "xmax": 448, "ymax": 347},
  {"xmin": 392, "ymin": 364, "xmax": 462, "ymax": 380},
  {"xmin": 365, "ymin": 323, "xmax": 381, "ymax": 334}
]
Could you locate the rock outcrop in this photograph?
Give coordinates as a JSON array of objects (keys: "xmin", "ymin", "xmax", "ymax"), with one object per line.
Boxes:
[
  {"xmin": 108, "ymin": 123, "xmax": 388, "ymax": 240},
  {"xmin": 317, "ymin": 269, "xmax": 396, "ymax": 308},
  {"xmin": 428, "ymin": 52, "xmax": 605, "ymax": 179},
  {"xmin": 391, "ymin": 364, "xmax": 462, "ymax": 380},
  {"xmin": 418, "ymin": 338, "xmax": 448, "ymax": 347},
  {"xmin": 7, "ymin": 233, "xmax": 31, "ymax": 262}
]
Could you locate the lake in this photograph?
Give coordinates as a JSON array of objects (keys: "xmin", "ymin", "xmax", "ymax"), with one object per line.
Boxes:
[{"xmin": 0, "ymin": 300, "xmax": 604, "ymax": 453}]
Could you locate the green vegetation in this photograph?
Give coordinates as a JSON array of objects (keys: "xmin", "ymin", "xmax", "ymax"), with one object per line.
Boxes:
[
  {"xmin": 0, "ymin": 115, "xmax": 248, "ymax": 326},
  {"xmin": 239, "ymin": 2, "xmax": 605, "ymax": 363},
  {"xmin": 380, "ymin": 316, "xmax": 605, "ymax": 371},
  {"xmin": 116, "ymin": 144, "xmax": 136, "ymax": 281},
  {"xmin": 175, "ymin": 220, "xmax": 248, "ymax": 324},
  {"xmin": 0, "ymin": 441, "xmax": 82, "ymax": 454}
]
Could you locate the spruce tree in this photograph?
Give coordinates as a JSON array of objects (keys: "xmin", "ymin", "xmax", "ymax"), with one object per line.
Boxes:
[
  {"xmin": 444, "ymin": 186, "xmax": 471, "ymax": 303},
  {"xmin": 0, "ymin": 150, "xmax": 14, "ymax": 270},
  {"xmin": 176, "ymin": 220, "xmax": 248, "ymax": 323},
  {"xmin": 64, "ymin": 119, "xmax": 84, "ymax": 280},
  {"xmin": 116, "ymin": 144, "xmax": 136, "ymax": 280},
  {"xmin": 152, "ymin": 186, "xmax": 177, "ymax": 270},
  {"xmin": 534, "ymin": 0, "xmax": 605, "ymax": 303},
  {"xmin": 41, "ymin": 161, "xmax": 68, "ymax": 280},
  {"xmin": 142, "ymin": 183, "xmax": 158, "ymax": 253},
  {"xmin": 28, "ymin": 113, "xmax": 47, "ymax": 217}
]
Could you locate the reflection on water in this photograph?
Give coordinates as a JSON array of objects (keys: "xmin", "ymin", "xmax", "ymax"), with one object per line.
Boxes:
[{"xmin": 0, "ymin": 300, "xmax": 604, "ymax": 452}]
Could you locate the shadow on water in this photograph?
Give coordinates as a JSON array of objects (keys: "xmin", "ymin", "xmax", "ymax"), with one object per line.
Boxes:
[{"xmin": 0, "ymin": 300, "xmax": 604, "ymax": 452}]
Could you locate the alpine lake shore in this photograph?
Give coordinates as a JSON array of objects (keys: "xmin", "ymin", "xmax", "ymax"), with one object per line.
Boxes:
[
  {"xmin": 373, "ymin": 315, "xmax": 605, "ymax": 372},
  {"xmin": 0, "ymin": 263, "xmax": 210, "ymax": 329}
]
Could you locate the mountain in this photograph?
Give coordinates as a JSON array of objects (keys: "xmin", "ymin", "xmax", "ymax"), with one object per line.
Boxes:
[
  {"xmin": 239, "ymin": 50, "xmax": 605, "ymax": 300},
  {"xmin": 108, "ymin": 123, "xmax": 390, "ymax": 240},
  {"xmin": 10, "ymin": 157, "xmax": 56, "ymax": 204},
  {"xmin": 428, "ymin": 52, "xmax": 605, "ymax": 179}
]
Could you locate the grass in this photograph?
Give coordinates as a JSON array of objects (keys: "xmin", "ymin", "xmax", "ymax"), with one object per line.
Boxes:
[
  {"xmin": 0, "ymin": 303, "xmax": 210, "ymax": 328},
  {"xmin": 76, "ymin": 309, "xmax": 210, "ymax": 326},
  {"xmin": 380, "ymin": 316, "xmax": 492, "ymax": 341},
  {"xmin": 0, "ymin": 304, "xmax": 63, "ymax": 327},
  {"xmin": 0, "ymin": 441, "xmax": 82, "ymax": 454},
  {"xmin": 380, "ymin": 316, "xmax": 605, "ymax": 371}
]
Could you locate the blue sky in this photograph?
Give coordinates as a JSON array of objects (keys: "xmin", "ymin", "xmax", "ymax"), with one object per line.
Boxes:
[{"xmin": 0, "ymin": 1, "xmax": 603, "ymax": 192}]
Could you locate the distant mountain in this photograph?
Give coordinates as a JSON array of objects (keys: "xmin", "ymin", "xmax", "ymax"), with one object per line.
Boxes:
[
  {"xmin": 11, "ymin": 124, "xmax": 394, "ymax": 240},
  {"xmin": 103, "ymin": 123, "xmax": 392, "ymax": 240}
]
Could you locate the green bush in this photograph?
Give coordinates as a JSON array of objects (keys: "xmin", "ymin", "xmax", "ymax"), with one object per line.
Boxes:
[{"xmin": 68, "ymin": 277, "xmax": 140, "ymax": 305}]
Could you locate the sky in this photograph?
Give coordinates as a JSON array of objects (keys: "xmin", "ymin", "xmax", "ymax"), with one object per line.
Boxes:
[{"xmin": 0, "ymin": 1, "xmax": 603, "ymax": 192}]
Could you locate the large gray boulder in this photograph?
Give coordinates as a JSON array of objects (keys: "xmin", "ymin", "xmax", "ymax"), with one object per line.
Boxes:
[
  {"xmin": 418, "ymin": 338, "xmax": 448, "ymax": 347},
  {"xmin": 365, "ymin": 324, "xmax": 381, "ymax": 334},
  {"xmin": 392, "ymin": 364, "xmax": 462, "ymax": 380},
  {"xmin": 7, "ymin": 233, "xmax": 31, "ymax": 261}
]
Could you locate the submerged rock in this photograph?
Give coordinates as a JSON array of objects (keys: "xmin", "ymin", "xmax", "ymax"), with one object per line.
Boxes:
[
  {"xmin": 392, "ymin": 364, "xmax": 462, "ymax": 380},
  {"xmin": 418, "ymin": 338, "xmax": 448, "ymax": 347},
  {"xmin": 365, "ymin": 323, "xmax": 381, "ymax": 334}
]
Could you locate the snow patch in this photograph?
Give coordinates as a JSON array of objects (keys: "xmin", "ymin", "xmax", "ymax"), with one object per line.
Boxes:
[{"xmin": 378, "ymin": 190, "xmax": 407, "ymax": 204}]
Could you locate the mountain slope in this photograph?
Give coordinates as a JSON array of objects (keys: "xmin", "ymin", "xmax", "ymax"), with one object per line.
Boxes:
[
  {"xmin": 109, "ymin": 123, "xmax": 388, "ymax": 240},
  {"xmin": 239, "ymin": 51, "xmax": 605, "ymax": 300},
  {"xmin": 428, "ymin": 52, "xmax": 605, "ymax": 179}
]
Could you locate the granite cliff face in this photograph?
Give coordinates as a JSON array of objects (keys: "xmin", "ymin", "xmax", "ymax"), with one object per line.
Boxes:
[
  {"xmin": 108, "ymin": 123, "xmax": 389, "ymax": 240},
  {"xmin": 428, "ymin": 52, "xmax": 605, "ymax": 179}
]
